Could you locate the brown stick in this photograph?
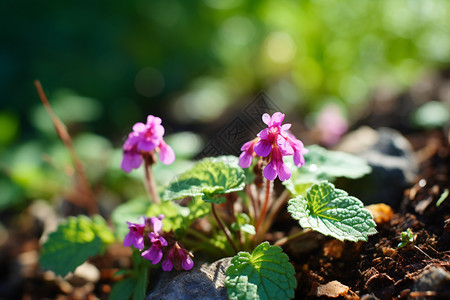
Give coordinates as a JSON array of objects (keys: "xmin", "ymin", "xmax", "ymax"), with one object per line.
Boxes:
[{"xmin": 34, "ymin": 80, "xmax": 97, "ymax": 215}]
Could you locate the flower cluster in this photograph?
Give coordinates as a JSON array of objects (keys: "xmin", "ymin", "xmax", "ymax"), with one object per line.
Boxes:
[
  {"xmin": 239, "ymin": 112, "xmax": 308, "ymax": 181},
  {"xmin": 123, "ymin": 215, "xmax": 193, "ymax": 271},
  {"xmin": 121, "ymin": 115, "xmax": 175, "ymax": 173}
]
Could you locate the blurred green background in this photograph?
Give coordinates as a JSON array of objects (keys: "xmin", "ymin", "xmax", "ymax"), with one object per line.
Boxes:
[{"xmin": 1, "ymin": 0, "xmax": 449, "ymax": 212}]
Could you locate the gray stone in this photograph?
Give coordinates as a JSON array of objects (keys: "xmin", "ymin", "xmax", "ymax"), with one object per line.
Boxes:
[
  {"xmin": 146, "ymin": 257, "xmax": 231, "ymax": 300},
  {"xmin": 336, "ymin": 127, "xmax": 418, "ymax": 207},
  {"xmin": 414, "ymin": 265, "xmax": 450, "ymax": 292}
]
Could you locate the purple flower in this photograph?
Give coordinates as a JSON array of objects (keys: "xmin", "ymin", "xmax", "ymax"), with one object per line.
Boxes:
[
  {"xmin": 238, "ymin": 112, "xmax": 308, "ymax": 181},
  {"xmin": 146, "ymin": 216, "xmax": 163, "ymax": 233},
  {"xmin": 285, "ymin": 132, "xmax": 308, "ymax": 167},
  {"xmin": 121, "ymin": 115, "xmax": 175, "ymax": 173},
  {"xmin": 123, "ymin": 221, "xmax": 145, "ymax": 250},
  {"xmin": 141, "ymin": 232, "xmax": 168, "ymax": 264},
  {"xmin": 238, "ymin": 138, "xmax": 259, "ymax": 168},
  {"xmin": 263, "ymin": 146, "xmax": 291, "ymax": 181},
  {"xmin": 161, "ymin": 242, "xmax": 194, "ymax": 272}
]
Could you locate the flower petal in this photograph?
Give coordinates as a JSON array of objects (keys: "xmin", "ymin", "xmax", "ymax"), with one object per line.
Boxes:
[
  {"xmin": 239, "ymin": 151, "xmax": 253, "ymax": 168},
  {"xmin": 277, "ymin": 161, "xmax": 291, "ymax": 181},
  {"xmin": 159, "ymin": 142, "xmax": 175, "ymax": 165},
  {"xmin": 257, "ymin": 128, "xmax": 269, "ymax": 139},
  {"xmin": 162, "ymin": 259, "xmax": 173, "ymax": 272},
  {"xmin": 149, "ymin": 217, "xmax": 163, "ymax": 233},
  {"xmin": 142, "ymin": 246, "xmax": 163, "ymax": 264},
  {"xmin": 262, "ymin": 113, "xmax": 271, "ymax": 125},
  {"xmin": 181, "ymin": 256, "xmax": 194, "ymax": 271},
  {"xmin": 263, "ymin": 162, "xmax": 277, "ymax": 181},
  {"xmin": 254, "ymin": 140, "xmax": 272, "ymax": 157},
  {"xmin": 281, "ymin": 123, "xmax": 291, "ymax": 131},
  {"xmin": 132, "ymin": 122, "xmax": 147, "ymax": 133},
  {"xmin": 270, "ymin": 112, "xmax": 285, "ymax": 127},
  {"xmin": 121, "ymin": 152, "xmax": 142, "ymax": 173}
]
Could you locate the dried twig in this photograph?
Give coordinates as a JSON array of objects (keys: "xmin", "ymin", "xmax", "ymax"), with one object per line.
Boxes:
[{"xmin": 34, "ymin": 80, "xmax": 97, "ymax": 215}]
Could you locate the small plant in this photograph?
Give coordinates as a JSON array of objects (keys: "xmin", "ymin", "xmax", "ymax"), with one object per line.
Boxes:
[
  {"xmin": 39, "ymin": 110, "xmax": 377, "ymax": 299},
  {"xmin": 397, "ymin": 228, "xmax": 415, "ymax": 248}
]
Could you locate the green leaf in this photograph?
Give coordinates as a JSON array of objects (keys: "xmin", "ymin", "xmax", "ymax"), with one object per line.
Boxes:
[
  {"xmin": 40, "ymin": 215, "xmax": 114, "ymax": 277},
  {"xmin": 225, "ymin": 242, "xmax": 296, "ymax": 300},
  {"xmin": 283, "ymin": 145, "xmax": 371, "ymax": 195},
  {"xmin": 133, "ymin": 266, "xmax": 148, "ymax": 300},
  {"xmin": 146, "ymin": 200, "xmax": 189, "ymax": 233},
  {"xmin": 288, "ymin": 181, "xmax": 377, "ymax": 242},
  {"xmin": 436, "ymin": 188, "xmax": 449, "ymax": 207},
  {"xmin": 231, "ymin": 213, "xmax": 255, "ymax": 235},
  {"xmin": 109, "ymin": 278, "xmax": 136, "ymax": 300},
  {"xmin": 397, "ymin": 228, "xmax": 414, "ymax": 248},
  {"xmin": 185, "ymin": 196, "xmax": 211, "ymax": 222},
  {"xmin": 162, "ymin": 155, "xmax": 245, "ymax": 204}
]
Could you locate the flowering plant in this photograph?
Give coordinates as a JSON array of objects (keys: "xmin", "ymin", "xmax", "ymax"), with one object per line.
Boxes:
[{"xmin": 39, "ymin": 111, "xmax": 376, "ymax": 300}]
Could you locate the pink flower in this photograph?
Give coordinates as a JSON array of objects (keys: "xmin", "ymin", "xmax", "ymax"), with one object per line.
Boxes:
[
  {"xmin": 238, "ymin": 138, "xmax": 259, "ymax": 168},
  {"xmin": 161, "ymin": 242, "xmax": 194, "ymax": 272},
  {"xmin": 141, "ymin": 232, "xmax": 168, "ymax": 264},
  {"xmin": 123, "ymin": 221, "xmax": 145, "ymax": 250},
  {"xmin": 121, "ymin": 115, "xmax": 175, "ymax": 173},
  {"xmin": 238, "ymin": 112, "xmax": 308, "ymax": 181},
  {"xmin": 263, "ymin": 146, "xmax": 291, "ymax": 181},
  {"xmin": 316, "ymin": 105, "xmax": 348, "ymax": 146}
]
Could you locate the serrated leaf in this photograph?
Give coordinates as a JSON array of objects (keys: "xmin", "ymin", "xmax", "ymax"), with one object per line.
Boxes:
[
  {"xmin": 40, "ymin": 215, "xmax": 114, "ymax": 277},
  {"xmin": 283, "ymin": 145, "xmax": 371, "ymax": 195},
  {"xmin": 161, "ymin": 155, "xmax": 245, "ymax": 204},
  {"xmin": 288, "ymin": 181, "xmax": 377, "ymax": 242},
  {"xmin": 225, "ymin": 242, "xmax": 296, "ymax": 300}
]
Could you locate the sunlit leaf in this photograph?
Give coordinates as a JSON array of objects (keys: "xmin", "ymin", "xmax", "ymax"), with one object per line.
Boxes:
[
  {"xmin": 161, "ymin": 156, "xmax": 245, "ymax": 204},
  {"xmin": 40, "ymin": 215, "xmax": 114, "ymax": 277},
  {"xmin": 288, "ymin": 181, "xmax": 377, "ymax": 242},
  {"xmin": 284, "ymin": 145, "xmax": 371, "ymax": 195},
  {"xmin": 225, "ymin": 242, "xmax": 296, "ymax": 300}
]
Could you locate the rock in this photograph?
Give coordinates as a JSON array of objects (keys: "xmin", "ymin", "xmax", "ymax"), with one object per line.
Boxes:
[
  {"xmin": 336, "ymin": 127, "xmax": 418, "ymax": 207},
  {"xmin": 72, "ymin": 262, "xmax": 101, "ymax": 283},
  {"xmin": 413, "ymin": 265, "xmax": 450, "ymax": 294},
  {"xmin": 146, "ymin": 257, "xmax": 231, "ymax": 300}
]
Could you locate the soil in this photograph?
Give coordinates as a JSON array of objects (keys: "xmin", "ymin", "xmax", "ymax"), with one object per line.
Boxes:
[
  {"xmin": 285, "ymin": 128, "xmax": 450, "ymax": 299},
  {"xmin": 1, "ymin": 70, "xmax": 449, "ymax": 299}
]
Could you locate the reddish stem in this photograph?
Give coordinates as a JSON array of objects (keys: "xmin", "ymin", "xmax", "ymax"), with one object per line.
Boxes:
[
  {"xmin": 144, "ymin": 159, "xmax": 160, "ymax": 204},
  {"xmin": 254, "ymin": 178, "xmax": 271, "ymax": 235}
]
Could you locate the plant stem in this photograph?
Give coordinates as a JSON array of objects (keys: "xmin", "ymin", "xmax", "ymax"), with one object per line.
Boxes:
[
  {"xmin": 254, "ymin": 178, "xmax": 271, "ymax": 238},
  {"xmin": 211, "ymin": 203, "xmax": 238, "ymax": 254},
  {"xmin": 274, "ymin": 229, "xmax": 310, "ymax": 246},
  {"xmin": 246, "ymin": 185, "xmax": 258, "ymax": 221},
  {"xmin": 144, "ymin": 160, "xmax": 160, "ymax": 204},
  {"xmin": 260, "ymin": 189, "xmax": 290, "ymax": 236}
]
